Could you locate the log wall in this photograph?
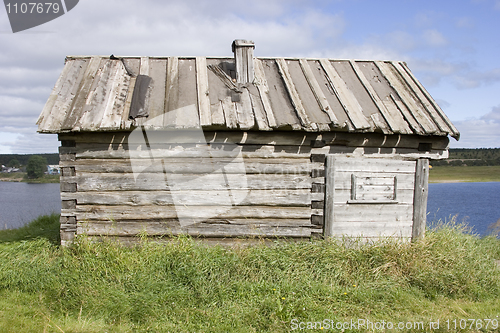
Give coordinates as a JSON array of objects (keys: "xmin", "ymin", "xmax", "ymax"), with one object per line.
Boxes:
[{"xmin": 58, "ymin": 131, "xmax": 445, "ymax": 244}]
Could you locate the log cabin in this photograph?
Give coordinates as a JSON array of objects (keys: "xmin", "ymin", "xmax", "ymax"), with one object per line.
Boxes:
[{"xmin": 37, "ymin": 40, "xmax": 460, "ymax": 245}]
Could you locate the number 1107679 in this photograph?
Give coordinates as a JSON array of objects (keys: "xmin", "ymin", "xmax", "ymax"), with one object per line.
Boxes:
[
  {"xmin": 446, "ymin": 319, "xmax": 498, "ymax": 330},
  {"xmin": 5, "ymin": 2, "xmax": 60, "ymax": 14}
]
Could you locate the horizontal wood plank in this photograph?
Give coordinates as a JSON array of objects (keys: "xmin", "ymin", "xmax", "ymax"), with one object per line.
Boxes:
[
  {"xmin": 333, "ymin": 203, "xmax": 413, "ymax": 222},
  {"xmin": 70, "ymin": 205, "xmax": 320, "ymax": 220},
  {"xmin": 71, "ymin": 173, "xmax": 312, "ymax": 191},
  {"xmin": 62, "ymin": 189, "xmax": 312, "ymax": 206},
  {"xmin": 65, "ymin": 158, "xmax": 311, "ymax": 174},
  {"xmin": 329, "ymin": 221, "xmax": 412, "ymax": 237},
  {"xmin": 79, "ymin": 220, "xmax": 314, "ymax": 238}
]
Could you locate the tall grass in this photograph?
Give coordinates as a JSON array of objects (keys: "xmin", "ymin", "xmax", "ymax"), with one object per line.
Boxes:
[{"xmin": 0, "ymin": 215, "xmax": 499, "ymax": 332}]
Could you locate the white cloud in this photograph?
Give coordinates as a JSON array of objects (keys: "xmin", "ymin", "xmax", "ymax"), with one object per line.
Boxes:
[
  {"xmin": 450, "ymin": 105, "xmax": 500, "ymax": 148},
  {"xmin": 422, "ymin": 29, "xmax": 448, "ymax": 47},
  {"xmin": 3, "ymin": 132, "xmax": 59, "ymax": 154},
  {"xmin": 451, "ymin": 120, "xmax": 500, "ymax": 148},
  {"xmin": 456, "ymin": 17, "xmax": 474, "ymax": 28},
  {"xmin": 0, "ymin": 0, "xmax": 499, "ymax": 151}
]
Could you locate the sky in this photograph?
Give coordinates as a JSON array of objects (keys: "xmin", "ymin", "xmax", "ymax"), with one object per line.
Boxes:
[{"xmin": 0, "ymin": 0, "xmax": 499, "ymax": 154}]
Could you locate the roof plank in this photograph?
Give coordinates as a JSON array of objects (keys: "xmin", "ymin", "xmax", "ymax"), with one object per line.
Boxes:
[
  {"xmin": 352, "ymin": 61, "xmax": 413, "ymax": 135},
  {"xmin": 164, "ymin": 57, "xmax": 179, "ymax": 128},
  {"xmin": 236, "ymin": 88, "xmax": 255, "ymax": 130},
  {"xmin": 176, "ymin": 58, "xmax": 200, "ymax": 128},
  {"xmin": 376, "ymin": 61, "xmax": 437, "ymax": 134},
  {"xmin": 247, "ymin": 83, "xmax": 271, "ymax": 130},
  {"xmin": 60, "ymin": 57, "xmax": 102, "ymax": 131},
  {"xmin": 222, "ymin": 96, "xmax": 238, "ymax": 129},
  {"xmin": 78, "ymin": 60, "xmax": 119, "ymax": 131},
  {"xmin": 276, "ymin": 58, "xmax": 316, "ymax": 131},
  {"xmin": 319, "ymin": 59, "xmax": 371, "ymax": 130},
  {"xmin": 99, "ymin": 60, "xmax": 130, "ymax": 130},
  {"xmin": 392, "ymin": 61, "xmax": 449, "ymax": 134},
  {"xmin": 40, "ymin": 59, "xmax": 89, "ymax": 132},
  {"xmin": 253, "ymin": 58, "xmax": 277, "ymax": 128},
  {"xmin": 196, "ymin": 57, "xmax": 212, "ymax": 126},
  {"xmin": 398, "ymin": 61, "xmax": 460, "ymax": 138},
  {"xmin": 143, "ymin": 58, "xmax": 167, "ymax": 128},
  {"xmin": 299, "ymin": 58, "xmax": 339, "ymax": 126}
]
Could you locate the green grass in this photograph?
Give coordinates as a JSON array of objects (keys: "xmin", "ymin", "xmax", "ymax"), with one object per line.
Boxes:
[
  {"xmin": 0, "ymin": 172, "xmax": 60, "ymax": 183},
  {"xmin": 0, "ymin": 213, "xmax": 60, "ymax": 244},
  {"xmin": 429, "ymin": 165, "xmax": 500, "ymax": 183},
  {"xmin": 1, "ymin": 215, "xmax": 500, "ymax": 332}
]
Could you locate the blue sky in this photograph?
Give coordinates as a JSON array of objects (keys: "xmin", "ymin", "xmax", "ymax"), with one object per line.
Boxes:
[{"xmin": 1, "ymin": 0, "xmax": 499, "ymax": 153}]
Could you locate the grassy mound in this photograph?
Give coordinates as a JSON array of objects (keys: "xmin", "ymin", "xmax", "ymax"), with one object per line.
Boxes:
[{"xmin": 0, "ymin": 216, "xmax": 499, "ymax": 332}]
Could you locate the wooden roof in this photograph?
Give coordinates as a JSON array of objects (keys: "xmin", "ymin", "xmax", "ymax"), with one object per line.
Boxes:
[{"xmin": 37, "ymin": 56, "xmax": 459, "ymax": 139}]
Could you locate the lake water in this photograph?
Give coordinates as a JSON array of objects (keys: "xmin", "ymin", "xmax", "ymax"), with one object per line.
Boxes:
[
  {"xmin": 1, "ymin": 181, "xmax": 499, "ymax": 236},
  {"xmin": 427, "ymin": 182, "xmax": 500, "ymax": 237},
  {"xmin": 0, "ymin": 182, "xmax": 61, "ymax": 230}
]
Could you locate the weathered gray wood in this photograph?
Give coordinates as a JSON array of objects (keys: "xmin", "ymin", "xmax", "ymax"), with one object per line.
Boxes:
[
  {"xmin": 99, "ymin": 60, "xmax": 130, "ymax": 130},
  {"xmin": 350, "ymin": 60, "xmax": 405, "ymax": 135},
  {"xmin": 328, "ymin": 221, "xmax": 412, "ymax": 237},
  {"xmin": 196, "ymin": 57, "xmax": 212, "ymax": 126},
  {"xmin": 319, "ymin": 59, "xmax": 371, "ymax": 130},
  {"xmin": 412, "ymin": 158, "xmax": 429, "ymax": 240},
  {"xmin": 74, "ymin": 144, "xmax": 314, "ymax": 159},
  {"xmin": 233, "ymin": 40, "xmax": 254, "ymax": 84},
  {"xmin": 261, "ymin": 59, "xmax": 301, "ymax": 129},
  {"xmin": 334, "ymin": 188, "xmax": 414, "ymax": 205},
  {"xmin": 235, "ymin": 88, "xmax": 255, "ymax": 130},
  {"xmin": 328, "ymin": 157, "xmax": 416, "ymax": 173},
  {"xmin": 323, "ymin": 155, "xmax": 335, "ymax": 238},
  {"xmin": 66, "ymin": 158, "xmax": 311, "ymax": 174},
  {"xmin": 76, "ymin": 59, "xmax": 114, "ymax": 130},
  {"xmin": 175, "ymin": 58, "xmax": 200, "ymax": 128},
  {"xmin": 164, "ymin": 56, "xmax": 179, "ymax": 127},
  {"xmin": 80, "ymin": 221, "xmax": 313, "ymax": 238},
  {"xmin": 399, "ymin": 62, "xmax": 460, "ymax": 139},
  {"xmin": 58, "ymin": 130, "xmax": 450, "ymax": 150},
  {"xmin": 73, "ymin": 172, "xmax": 312, "ymax": 191},
  {"xmin": 376, "ymin": 62, "xmax": 435, "ymax": 134},
  {"xmin": 205, "ymin": 63, "xmax": 228, "ymax": 126},
  {"xmin": 133, "ymin": 57, "xmax": 151, "ymax": 127},
  {"xmin": 61, "ymin": 57, "xmax": 102, "ymax": 131},
  {"xmin": 37, "ymin": 60, "xmax": 76, "ymax": 129},
  {"xmin": 60, "ymin": 181, "xmax": 77, "ymax": 193},
  {"xmin": 276, "ymin": 58, "xmax": 316, "ymax": 131},
  {"xmin": 143, "ymin": 58, "xmax": 167, "ymax": 128},
  {"xmin": 121, "ymin": 62, "xmax": 139, "ymax": 130},
  {"xmin": 247, "ymin": 84, "xmax": 271, "ymax": 131},
  {"xmin": 333, "ymin": 204, "xmax": 413, "ymax": 222},
  {"xmin": 220, "ymin": 96, "xmax": 237, "ymax": 129},
  {"xmin": 386, "ymin": 62, "xmax": 438, "ymax": 133},
  {"xmin": 392, "ymin": 61, "xmax": 452, "ymax": 134},
  {"xmin": 72, "ymin": 205, "xmax": 320, "ymax": 220},
  {"xmin": 62, "ymin": 189, "xmax": 311, "ymax": 206},
  {"xmin": 42, "ymin": 59, "xmax": 89, "ymax": 132},
  {"xmin": 253, "ymin": 58, "xmax": 278, "ymax": 128},
  {"xmin": 299, "ymin": 59, "xmax": 338, "ymax": 125}
]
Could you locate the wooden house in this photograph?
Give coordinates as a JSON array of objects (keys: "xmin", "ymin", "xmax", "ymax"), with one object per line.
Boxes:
[{"xmin": 37, "ymin": 40, "xmax": 459, "ymax": 245}]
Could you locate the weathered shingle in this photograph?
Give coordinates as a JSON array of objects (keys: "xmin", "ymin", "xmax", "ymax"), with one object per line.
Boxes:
[{"xmin": 37, "ymin": 56, "xmax": 460, "ymax": 139}]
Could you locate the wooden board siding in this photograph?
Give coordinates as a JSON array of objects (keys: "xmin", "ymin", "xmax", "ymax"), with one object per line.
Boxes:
[
  {"xmin": 59, "ymin": 131, "xmax": 323, "ymax": 240},
  {"xmin": 57, "ymin": 131, "xmax": 444, "ymax": 243},
  {"xmin": 324, "ymin": 155, "xmax": 417, "ymax": 240}
]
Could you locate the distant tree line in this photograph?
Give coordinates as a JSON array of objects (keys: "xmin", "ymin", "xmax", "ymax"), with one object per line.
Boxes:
[
  {"xmin": 431, "ymin": 148, "xmax": 500, "ymax": 166},
  {"xmin": 0, "ymin": 153, "xmax": 59, "ymax": 166}
]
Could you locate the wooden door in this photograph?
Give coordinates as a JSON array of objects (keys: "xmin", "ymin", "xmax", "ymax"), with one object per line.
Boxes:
[{"xmin": 323, "ymin": 155, "xmax": 428, "ymax": 241}]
